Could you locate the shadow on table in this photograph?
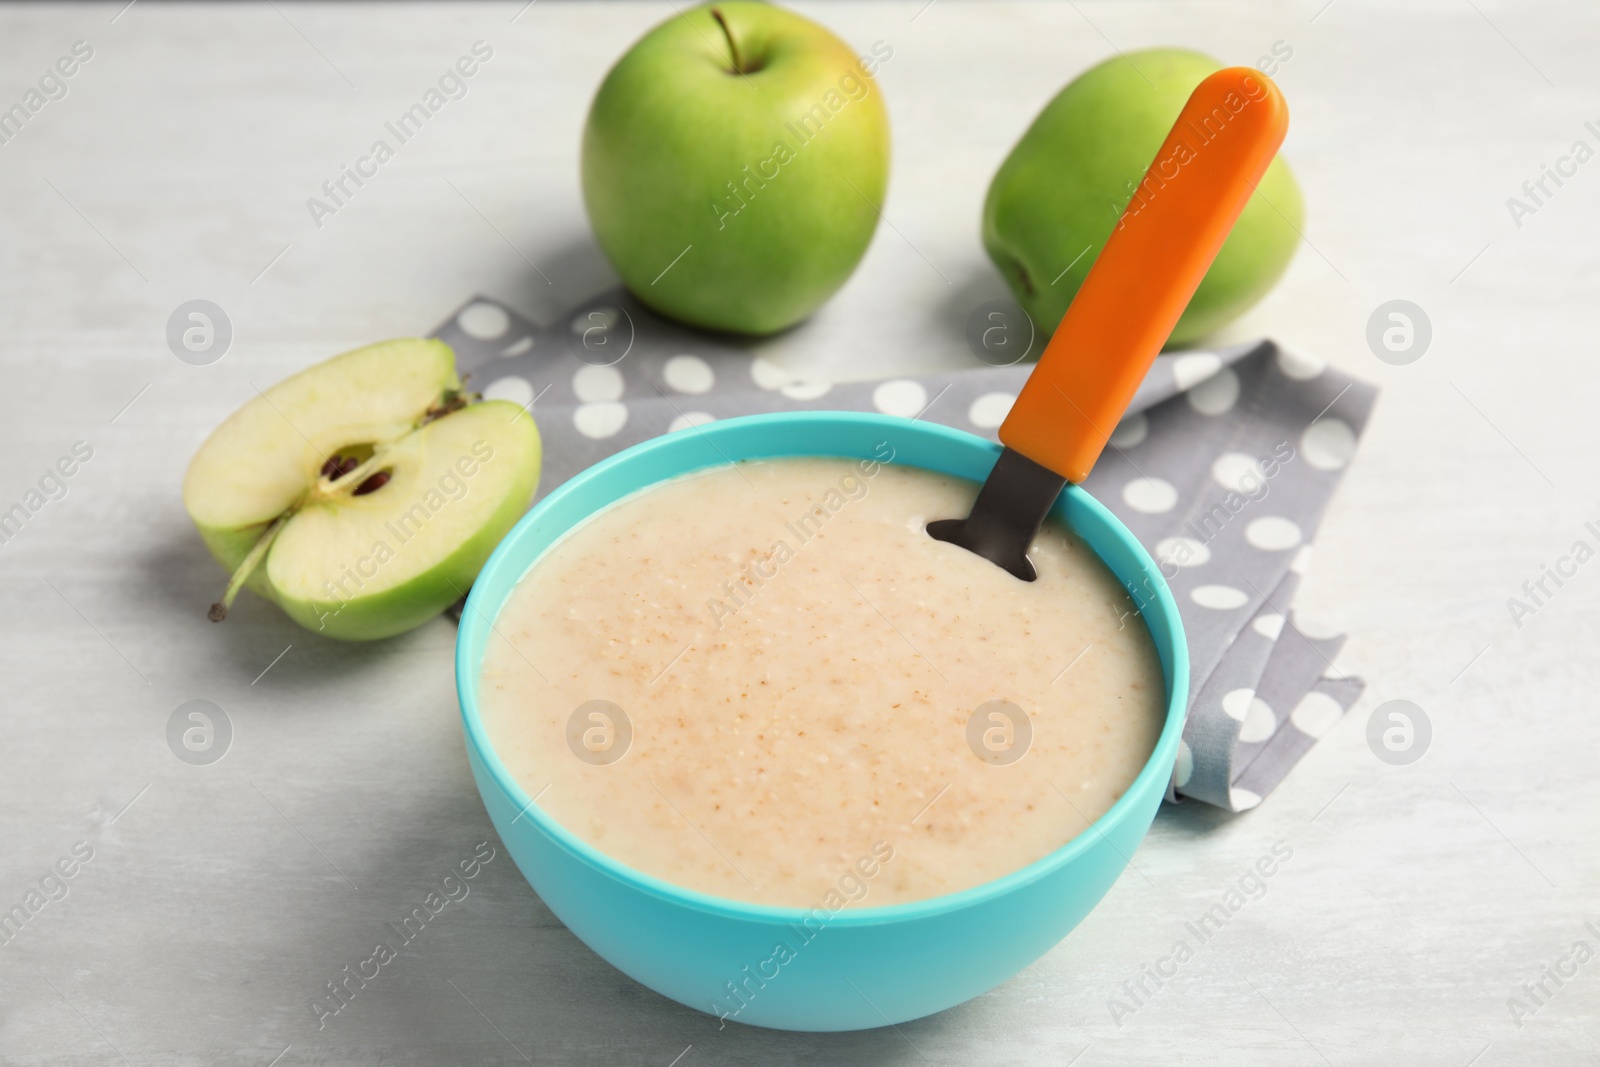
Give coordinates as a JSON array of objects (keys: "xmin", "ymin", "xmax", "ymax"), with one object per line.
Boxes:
[
  {"xmin": 129, "ymin": 524, "xmax": 422, "ymax": 685},
  {"xmin": 508, "ymin": 232, "xmax": 620, "ymax": 327},
  {"xmin": 1154, "ymin": 794, "xmax": 1238, "ymax": 835}
]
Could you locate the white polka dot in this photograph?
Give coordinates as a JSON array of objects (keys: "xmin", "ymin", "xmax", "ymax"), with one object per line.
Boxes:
[
  {"xmin": 1230, "ymin": 787, "xmax": 1263, "ymax": 811},
  {"xmin": 750, "ymin": 356, "xmax": 790, "ymax": 390},
  {"xmin": 1290, "ymin": 545, "xmax": 1314, "ymax": 574},
  {"xmin": 458, "ymin": 301, "xmax": 510, "ymax": 340},
  {"xmin": 1302, "ymin": 418, "xmax": 1356, "ymax": 470},
  {"xmin": 1155, "ymin": 536, "xmax": 1211, "ymax": 568},
  {"xmin": 1122, "ymin": 476, "xmax": 1178, "ymax": 514},
  {"xmin": 1187, "ymin": 367, "xmax": 1240, "ymax": 416},
  {"xmin": 663, "ymin": 354, "xmax": 714, "ymax": 394},
  {"xmin": 573, "ymin": 364, "xmax": 624, "ymax": 403},
  {"xmin": 968, "ymin": 392, "xmax": 1015, "ymax": 429},
  {"xmin": 573, "ymin": 402, "xmax": 628, "ymax": 439},
  {"xmin": 1192, "ymin": 584, "xmax": 1249, "ymax": 610},
  {"xmin": 1173, "ymin": 740, "xmax": 1194, "ymax": 788},
  {"xmin": 872, "ymin": 379, "xmax": 927, "ymax": 418},
  {"xmin": 1239, "ymin": 698, "xmax": 1277, "ymax": 743},
  {"xmin": 499, "ymin": 337, "xmax": 534, "ymax": 358},
  {"xmin": 1245, "ymin": 516, "xmax": 1303, "ymax": 551},
  {"xmin": 1108, "ymin": 412, "xmax": 1148, "ymax": 448},
  {"xmin": 1221, "ymin": 688, "xmax": 1255, "ymax": 721},
  {"xmin": 1252, "ymin": 613, "xmax": 1285, "ymax": 639},
  {"xmin": 668, "ymin": 411, "xmax": 716, "ymax": 433},
  {"xmin": 482, "ymin": 375, "xmax": 533, "ymax": 409},
  {"xmin": 1290, "ymin": 691, "xmax": 1344, "ymax": 738},
  {"xmin": 1296, "ymin": 613, "xmax": 1343, "ymax": 640},
  {"xmin": 1276, "ymin": 345, "xmax": 1326, "ymax": 381},
  {"xmin": 1212, "ymin": 452, "xmax": 1264, "ymax": 494},
  {"xmin": 781, "ymin": 381, "xmax": 832, "ymax": 401},
  {"xmin": 1171, "ymin": 352, "xmax": 1223, "ymax": 390}
]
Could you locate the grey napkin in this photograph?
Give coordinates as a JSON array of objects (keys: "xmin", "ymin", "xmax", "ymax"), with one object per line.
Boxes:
[{"xmin": 435, "ymin": 291, "xmax": 1376, "ymax": 813}]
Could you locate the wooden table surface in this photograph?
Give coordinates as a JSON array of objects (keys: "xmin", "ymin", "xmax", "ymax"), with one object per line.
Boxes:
[{"xmin": 1, "ymin": 2, "xmax": 1596, "ymax": 1064}]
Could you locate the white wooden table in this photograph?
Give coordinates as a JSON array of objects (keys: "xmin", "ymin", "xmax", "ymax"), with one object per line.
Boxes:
[{"xmin": 1, "ymin": 2, "xmax": 1596, "ymax": 1063}]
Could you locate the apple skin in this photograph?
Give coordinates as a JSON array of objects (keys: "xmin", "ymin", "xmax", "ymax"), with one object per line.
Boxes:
[
  {"xmin": 983, "ymin": 49, "xmax": 1303, "ymax": 348},
  {"xmin": 581, "ymin": 1, "xmax": 890, "ymax": 335}
]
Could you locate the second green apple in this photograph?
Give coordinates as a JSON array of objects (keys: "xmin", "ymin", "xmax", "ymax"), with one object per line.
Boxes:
[
  {"xmin": 582, "ymin": 2, "xmax": 891, "ymax": 335},
  {"xmin": 985, "ymin": 49, "xmax": 1303, "ymax": 348}
]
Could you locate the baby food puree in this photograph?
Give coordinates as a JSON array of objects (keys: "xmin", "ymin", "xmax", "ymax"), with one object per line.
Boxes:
[{"xmin": 480, "ymin": 453, "xmax": 1164, "ymax": 908}]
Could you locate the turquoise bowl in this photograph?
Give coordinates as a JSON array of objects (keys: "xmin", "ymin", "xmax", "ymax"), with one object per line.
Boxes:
[{"xmin": 456, "ymin": 411, "xmax": 1188, "ymax": 1032}]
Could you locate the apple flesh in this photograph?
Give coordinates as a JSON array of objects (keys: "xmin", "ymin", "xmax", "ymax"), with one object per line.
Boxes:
[
  {"xmin": 183, "ymin": 338, "xmax": 541, "ymax": 641},
  {"xmin": 581, "ymin": 1, "xmax": 890, "ymax": 335},
  {"xmin": 983, "ymin": 48, "xmax": 1304, "ymax": 348}
]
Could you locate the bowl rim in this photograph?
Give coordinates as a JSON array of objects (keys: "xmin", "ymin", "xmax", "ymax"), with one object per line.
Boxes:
[{"xmin": 456, "ymin": 410, "xmax": 1189, "ymax": 926}]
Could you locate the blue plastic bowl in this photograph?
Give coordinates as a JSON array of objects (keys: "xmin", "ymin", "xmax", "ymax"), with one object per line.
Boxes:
[{"xmin": 456, "ymin": 411, "xmax": 1188, "ymax": 1032}]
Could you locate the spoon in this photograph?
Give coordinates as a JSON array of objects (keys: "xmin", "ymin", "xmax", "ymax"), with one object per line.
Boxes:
[{"xmin": 929, "ymin": 66, "xmax": 1290, "ymax": 579}]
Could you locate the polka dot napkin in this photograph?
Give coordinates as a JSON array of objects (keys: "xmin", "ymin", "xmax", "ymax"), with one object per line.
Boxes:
[{"xmin": 435, "ymin": 291, "xmax": 1378, "ymax": 813}]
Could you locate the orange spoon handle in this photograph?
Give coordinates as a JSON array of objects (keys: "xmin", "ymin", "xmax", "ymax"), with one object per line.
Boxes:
[{"xmin": 998, "ymin": 67, "xmax": 1290, "ymax": 483}]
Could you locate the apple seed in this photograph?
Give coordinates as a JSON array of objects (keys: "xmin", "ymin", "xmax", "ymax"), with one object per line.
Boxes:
[{"xmin": 354, "ymin": 470, "xmax": 391, "ymax": 495}]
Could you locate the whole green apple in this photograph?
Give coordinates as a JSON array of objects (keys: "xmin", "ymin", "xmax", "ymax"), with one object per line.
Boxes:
[
  {"xmin": 581, "ymin": 2, "xmax": 892, "ymax": 335},
  {"xmin": 183, "ymin": 339, "xmax": 541, "ymax": 641},
  {"xmin": 983, "ymin": 49, "xmax": 1303, "ymax": 348}
]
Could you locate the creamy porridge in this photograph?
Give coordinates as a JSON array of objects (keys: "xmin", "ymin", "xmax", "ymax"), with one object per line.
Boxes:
[{"xmin": 479, "ymin": 454, "xmax": 1165, "ymax": 907}]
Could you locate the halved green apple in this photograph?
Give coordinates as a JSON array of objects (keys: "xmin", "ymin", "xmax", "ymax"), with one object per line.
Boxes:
[{"xmin": 183, "ymin": 338, "xmax": 541, "ymax": 640}]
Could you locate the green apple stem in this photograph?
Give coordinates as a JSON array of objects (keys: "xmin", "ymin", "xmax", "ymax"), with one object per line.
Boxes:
[
  {"xmin": 421, "ymin": 387, "xmax": 470, "ymax": 426},
  {"xmin": 709, "ymin": 7, "xmax": 744, "ymax": 74},
  {"xmin": 208, "ymin": 511, "xmax": 291, "ymax": 623}
]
